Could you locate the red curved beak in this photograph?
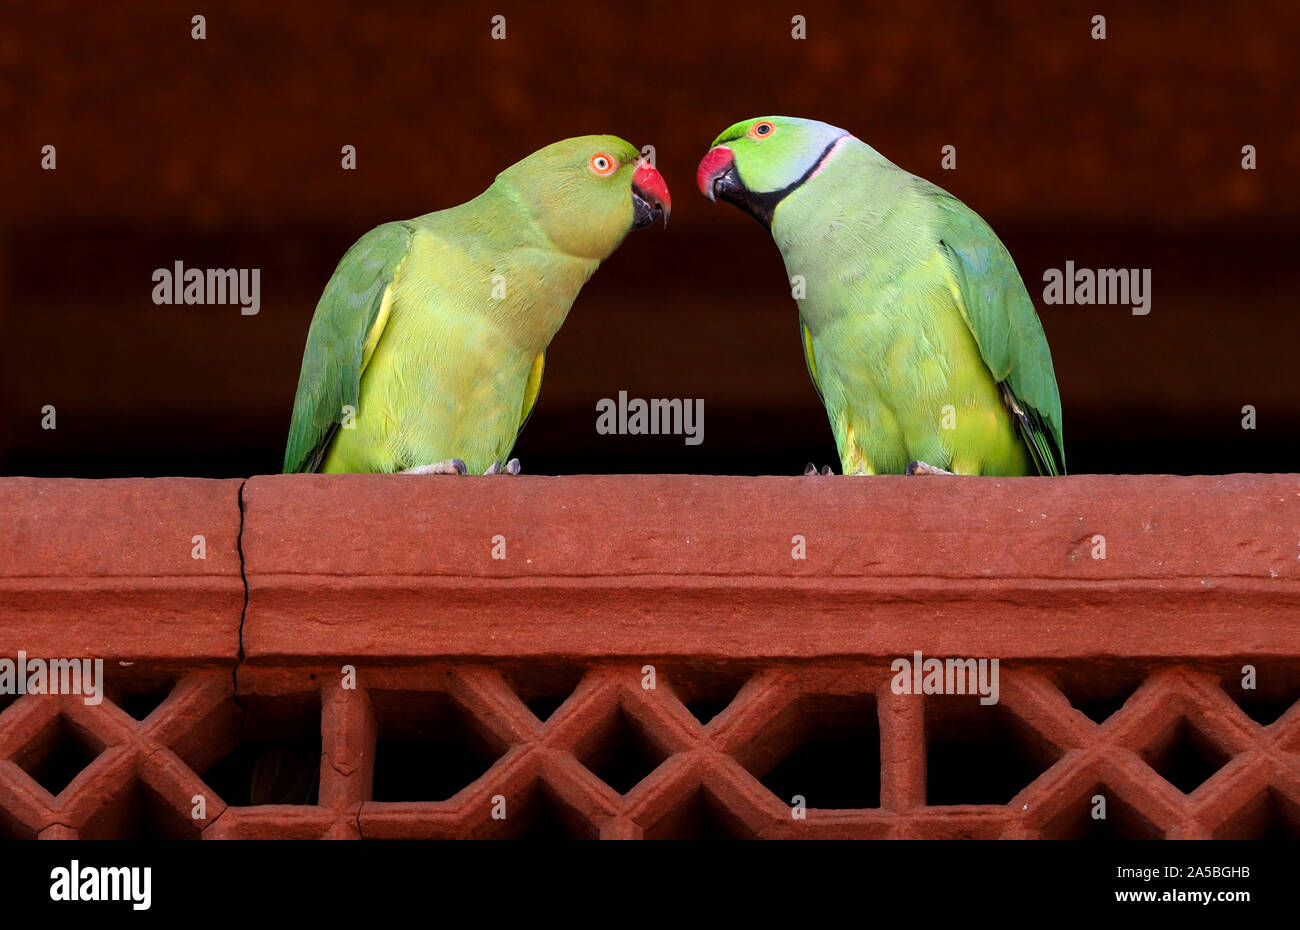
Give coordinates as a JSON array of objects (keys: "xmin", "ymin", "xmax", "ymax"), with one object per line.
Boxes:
[
  {"xmin": 632, "ymin": 158, "xmax": 671, "ymax": 227},
  {"xmin": 696, "ymin": 146, "xmax": 735, "ymax": 201}
]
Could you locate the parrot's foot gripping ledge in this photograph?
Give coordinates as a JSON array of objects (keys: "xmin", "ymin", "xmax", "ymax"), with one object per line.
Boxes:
[
  {"xmin": 400, "ymin": 458, "xmax": 522, "ymax": 476},
  {"xmin": 905, "ymin": 460, "xmax": 955, "ymax": 476},
  {"xmin": 0, "ymin": 474, "xmax": 1298, "ymax": 838},
  {"xmin": 400, "ymin": 458, "xmax": 468, "ymax": 475}
]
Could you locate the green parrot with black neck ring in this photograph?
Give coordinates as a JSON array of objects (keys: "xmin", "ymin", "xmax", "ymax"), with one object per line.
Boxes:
[{"xmin": 698, "ymin": 116, "xmax": 1063, "ymax": 477}]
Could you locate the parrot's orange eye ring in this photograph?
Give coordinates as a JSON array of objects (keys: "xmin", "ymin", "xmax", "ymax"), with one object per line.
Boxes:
[
  {"xmin": 750, "ymin": 121, "xmax": 775, "ymax": 139},
  {"xmin": 589, "ymin": 153, "xmax": 617, "ymax": 175}
]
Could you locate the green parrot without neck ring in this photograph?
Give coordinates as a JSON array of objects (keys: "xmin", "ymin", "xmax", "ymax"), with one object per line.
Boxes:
[
  {"xmin": 697, "ymin": 116, "xmax": 1064, "ymax": 477},
  {"xmin": 284, "ymin": 135, "xmax": 670, "ymax": 476}
]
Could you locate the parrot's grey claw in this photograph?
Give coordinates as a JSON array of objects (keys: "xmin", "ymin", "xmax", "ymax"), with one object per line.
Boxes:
[
  {"xmin": 504, "ymin": 458, "xmax": 521, "ymax": 475},
  {"xmin": 402, "ymin": 458, "xmax": 467, "ymax": 475},
  {"xmin": 804, "ymin": 463, "xmax": 834, "ymax": 476},
  {"xmin": 483, "ymin": 458, "xmax": 521, "ymax": 476},
  {"xmin": 906, "ymin": 460, "xmax": 953, "ymax": 476},
  {"xmin": 484, "ymin": 461, "xmax": 501, "ymax": 475}
]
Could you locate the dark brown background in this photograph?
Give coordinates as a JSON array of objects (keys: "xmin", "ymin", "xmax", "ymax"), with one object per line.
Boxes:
[{"xmin": 1, "ymin": 0, "xmax": 1296, "ymax": 477}]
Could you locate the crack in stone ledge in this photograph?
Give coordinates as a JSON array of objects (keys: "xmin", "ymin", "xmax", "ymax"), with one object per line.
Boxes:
[{"xmin": 232, "ymin": 479, "xmax": 249, "ymax": 729}]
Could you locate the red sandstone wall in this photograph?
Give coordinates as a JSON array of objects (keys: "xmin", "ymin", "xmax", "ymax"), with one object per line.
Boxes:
[{"xmin": 1, "ymin": 475, "xmax": 1296, "ymax": 839}]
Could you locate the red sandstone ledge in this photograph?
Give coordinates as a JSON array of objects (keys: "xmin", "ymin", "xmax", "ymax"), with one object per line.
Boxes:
[
  {"xmin": 0, "ymin": 478, "xmax": 244, "ymax": 662},
  {"xmin": 2, "ymin": 475, "xmax": 1298, "ymax": 664}
]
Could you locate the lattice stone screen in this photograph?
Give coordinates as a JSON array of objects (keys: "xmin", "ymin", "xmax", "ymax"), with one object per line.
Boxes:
[{"xmin": 1, "ymin": 475, "xmax": 1297, "ymax": 838}]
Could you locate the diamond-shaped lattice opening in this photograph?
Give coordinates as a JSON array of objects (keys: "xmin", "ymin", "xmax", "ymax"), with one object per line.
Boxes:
[
  {"xmin": 11, "ymin": 714, "xmax": 104, "ymax": 797},
  {"xmin": 105, "ymin": 674, "xmax": 179, "ymax": 722},
  {"xmin": 493, "ymin": 782, "xmax": 599, "ymax": 840},
  {"xmin": 1052, "ymin": 665, "xmax": 1149, "ymax": 724},
  {"xmin": 573, "ymin": 706, "xmax": 669, "ymax": 795},
  {"xmin": 642, "ymin": 785, "xmax": 757, "ymax": 839},
  {"xmin": 1139, "ymin": 716, "xmax": 1232, "ymax": 795},
  {"xmin": 1213, "ymin": 787, "xmax": 1300, "ymax": 840},
  {"xmin": 1220, "ymin": 670, "xmax": 1300, "ymax": 727},
  {"xmin": 1038, "ymin": 782, "xmax": 1166, "ymax": 840},
  {"xmin": 201, "ymin": 693, "xmax": 321, "ymax": 806},
  {"xmin": 504, "ymin": 665, "xmax": 585, "ymax": 724},
  {"xmin": 663, "ymin": 664, "xmax": 752, "ymax": 726},
  {"xmin": 744, "ymin": 694, "xmax": 880, "ymax": 809},
  {"xmin": 926, "ymin": 696, "xmax": 1061, "ymax": 805},
  {"xmin": 79, "ymin": 781, "xmax": 201, "ymax": 840},
  {"xmin": 371, "ymin": 690, "xmax": 506, "ymax": 802}
]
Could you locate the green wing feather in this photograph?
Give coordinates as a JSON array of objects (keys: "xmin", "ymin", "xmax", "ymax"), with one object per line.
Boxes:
[
  {"xmin": 513, "ymin": 350, "xmax": 546, "ymax": 450},
  {"xmin": 928, "ymin": 188, "xmax": 1066, "ymax": 476},
  {"xmin": 283, "ymin": 222, "xmax": 414, "ymax": 473},
  {"xmin": 799, "ymin": 321, "xmax": 825, "ymax": 404}
]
